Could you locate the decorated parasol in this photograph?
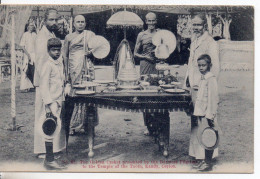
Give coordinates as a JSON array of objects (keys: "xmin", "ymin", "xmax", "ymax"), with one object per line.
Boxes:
[
  {"xmin": 106, "ymin": 9, "xmax": 144, "ymax": 39},
  {"xmin": 106, "ymin": 9, "xmax": 143, "ymax": 85}
]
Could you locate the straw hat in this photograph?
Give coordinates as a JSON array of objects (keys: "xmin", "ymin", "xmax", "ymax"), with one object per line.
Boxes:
[
  {"xmin": 197, "ymin": 119, "xmax": 219, "ymax": 150},
  {"xmin": 38, "ymin": 113, "xmax": 61, "ymax": 141}
]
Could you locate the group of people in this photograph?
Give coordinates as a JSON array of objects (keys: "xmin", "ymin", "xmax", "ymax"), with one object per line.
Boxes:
[
  {"xmin": 28, "ymin": 8, "xmax": 97, "ymax": 170},
  {"xmin": 134, "ymin": 12, "xmax": 220, "ymax": 172},
  {"xmin": 23, "ymin": 8, "xmax": 221, "ymax": 171}
]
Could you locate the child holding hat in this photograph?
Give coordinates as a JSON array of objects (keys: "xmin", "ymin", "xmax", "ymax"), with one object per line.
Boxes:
[
  {"xmin": 189, "ymin": 54, "xmax": 220, "ymax": 172},
  {"xmin": 40, "ymin": 38, "xmax": 66, "ymax": 170}
]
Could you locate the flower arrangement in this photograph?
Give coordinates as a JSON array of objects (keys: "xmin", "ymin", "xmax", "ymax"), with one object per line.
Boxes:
[{"xmin": 141, "ymin": 74, "xmax": 178, "ymax": 86}]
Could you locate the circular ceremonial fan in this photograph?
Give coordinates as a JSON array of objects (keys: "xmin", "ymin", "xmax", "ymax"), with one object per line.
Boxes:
[
  {"xmin": 152, "ymin": 30, "xmax": 177, "ymax": 59},
  {"xmin": 88, "ymin": 35, "xmax": 110, "ymax": 59}
]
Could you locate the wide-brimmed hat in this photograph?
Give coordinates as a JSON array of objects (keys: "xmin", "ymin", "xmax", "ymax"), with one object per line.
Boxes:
[
  {"xmin": 197, "ymin": 119, "xmax": 219, "ymax": 150},
  {"xmin": 38, "ymin": 112, "xmax": 61, "ymax": 141}
]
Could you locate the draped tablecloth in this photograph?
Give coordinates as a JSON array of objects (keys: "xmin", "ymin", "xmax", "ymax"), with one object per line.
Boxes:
[
  {"xmin": 65, "ymin": 88, "xmax": 192, "ymax": 157},
  {"xmin": 69, "ymin": 89, "xmax": 192, "ymax": 113}
]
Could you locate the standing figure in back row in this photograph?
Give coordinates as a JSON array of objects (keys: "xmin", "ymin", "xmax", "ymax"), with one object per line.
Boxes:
[
  {"xmin": 134, "ymin": 12, "xmax": 166, "ymax": 136},
  {"xmin": 63, "ymin": 15, "xmax": 95, "ymax": 85},
  {"xmin": 134, "ymin": 12, "xmax": 159, "ymax": 75},
  {"xmin": 20, "ymin": 21, "xmax": 36, "ymax": 92},
  {"xmin": 34, "ymin": 8, "xmax": 66, "ymax": 160},
  {"xmin": 63, "ymin": 15, "xmax": 97, "ymax": 135}
]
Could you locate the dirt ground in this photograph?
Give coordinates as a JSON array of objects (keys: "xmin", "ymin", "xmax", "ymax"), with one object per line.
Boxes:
[{"xmin": 0, "ymin": 65, "xmax": 254, "ymax": 173}]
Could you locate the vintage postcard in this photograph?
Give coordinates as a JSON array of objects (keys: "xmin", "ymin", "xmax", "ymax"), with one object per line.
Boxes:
[{"xmin": 0, "ymin": 4, "xmax": 254, "ymax": 173}]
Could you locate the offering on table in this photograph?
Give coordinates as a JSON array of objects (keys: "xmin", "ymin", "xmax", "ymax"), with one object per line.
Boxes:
[
  {"xmin": 114, "ymin": 40, "xmax": 139, "ymax": 89},
  {"xmin": 117, "ymin": 57, "xmax": 139, "ymax": 88},
  {"xmin": 143, "ymin": 74, "xmax": 178, "ymax": 86}
]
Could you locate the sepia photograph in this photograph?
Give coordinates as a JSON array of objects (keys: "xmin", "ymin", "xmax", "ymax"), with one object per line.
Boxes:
[{"xmin": 0, "ymin": 3, "xmax": 254, "ymax": 173}]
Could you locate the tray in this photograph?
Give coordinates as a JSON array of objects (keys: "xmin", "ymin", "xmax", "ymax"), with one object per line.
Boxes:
[
  {"xmin": 160, "ymin": 84, "xmax": 175, "ymax": 89},
  {"xmin": 75, "ymin": 91, "xmax": 96, "ymax": 95},
  {"xmin": 164, "ymin": 89, "xmax": 185, "ymax": 94},
  {"xmin": 73, "ymin": 84, "xmax": 86, "ymax": 89},
  {"xmin": 93, "ymin": 80, "xmax": 114, "ymax": 84},
  {"xmin": 117, "ymin": 85, "xmax": 141, "ymax": 90},
  {"xmin": 171, "ymin": 81, "xmax": 182, "ymax": 85}
]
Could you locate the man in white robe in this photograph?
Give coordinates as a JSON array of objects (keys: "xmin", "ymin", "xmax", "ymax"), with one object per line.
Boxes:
[
  {"xmin": 184, "ymin": 13, "xmax": 220, "ymax": 103},
  {"xmin": 184, "ymin": 13, "xmax": 220, "ymax": 170},
  {"xmin": 34, "ymin": 8, "xmax": 66, "ymax": 156},
  {"xmin": 19, "ymin": 22, "xmax": 36, "ymax": 91}
]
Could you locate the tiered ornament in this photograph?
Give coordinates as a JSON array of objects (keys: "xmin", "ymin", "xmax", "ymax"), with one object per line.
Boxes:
[
  {"xmin": 115, "ymin": 40, "xmax": 139, "ymax": 89},
  {"xmin": 107, "ymin": 9, "xmax": 143, "ymax": 89}
]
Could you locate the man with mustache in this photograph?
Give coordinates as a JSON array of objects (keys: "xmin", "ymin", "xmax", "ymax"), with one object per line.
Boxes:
[
  {"xmin": 184, "ymin": 13, "xmax": 220, "ymax": 102},
  {"xmin": 184, "ymin": 13, "xmax": 220, "ymax": 170},
  {"xmin": 34, "ymin": 8, "xmax": 66, "ymax": 169}
]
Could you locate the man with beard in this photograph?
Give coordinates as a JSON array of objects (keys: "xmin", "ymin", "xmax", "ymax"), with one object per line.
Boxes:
[
  {"xmin": 34, "ymin": 8, "xmax": 66, "ymax": 169},
  {"xmin": 184, "ymin": 13, "xmax": 220, "ymax": 99},
  {"xmin": 184, "ymin": 13, "xmax": 220, "ymax": 171}
]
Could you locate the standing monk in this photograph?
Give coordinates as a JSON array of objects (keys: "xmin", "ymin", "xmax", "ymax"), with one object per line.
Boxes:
[
  {"xmin": 134, "ymin": 12, "xmax": 159, "ymax": 75},
  {"xmin": 63, "ymin": 15, "xmax": 96, "ymax": 135},
  {"xmin": 34, "ymin": 8, "xmax": 66, "ymax": 158},
  {"xmin": 63, "ymin": 15, "xmax": 95, "ymax": 85},
  {"xmin": 134, "ymin": 12, "xmax": 164, "ymax": 136}
]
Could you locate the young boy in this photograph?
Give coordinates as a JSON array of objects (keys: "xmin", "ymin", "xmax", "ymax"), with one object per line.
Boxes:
[
  {"xmin": 40, "ymin": 38, "xmax": 66, "ymax": 170},
  {"xmin": 189, "ymin": 54, "xmax": 219, "ymax": 171}
]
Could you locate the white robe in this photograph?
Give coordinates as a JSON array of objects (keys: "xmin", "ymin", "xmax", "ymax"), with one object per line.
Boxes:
[
  {"xmin": 34, "ymin": 26, "xmax": 65, "ymax": 154},
  {"xmin": 189, "ymin": 72, "xmax": 219, "ymax": 159},
  {"xmin": 184, "ymin": 31, "xmax": 220, "ymax": 89},
  {"xmin": 38, "ymin": 57, "xmax": 66, "ymax": 144},
  {"xmin": 19, "ymin": 31, "xmax": 36, "ymax": 90}
]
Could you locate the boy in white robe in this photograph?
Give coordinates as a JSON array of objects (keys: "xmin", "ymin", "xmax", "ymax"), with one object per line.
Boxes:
[
  {"xmin": 189, "ymin": 54, "xmax": 219, "ymax": 171},
  {"xmin": 40, "ymin": 38, "xmax": 66, "ymax": 170}
]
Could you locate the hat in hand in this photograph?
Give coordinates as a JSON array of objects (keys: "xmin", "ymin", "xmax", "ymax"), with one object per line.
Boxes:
[{"xmin": 197, "ymin": 118, "xmax": 219, "ymax": 150}]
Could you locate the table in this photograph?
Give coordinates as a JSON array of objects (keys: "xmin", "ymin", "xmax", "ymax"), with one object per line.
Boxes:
[{"xmin": 65, "ymin": 89, "xmax": 192, "ymax": 157}]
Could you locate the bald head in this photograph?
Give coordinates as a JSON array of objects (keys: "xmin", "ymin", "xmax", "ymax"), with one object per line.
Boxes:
[
  {"xmin": 74, "ymin": 15, "xmax": 85, "ymax": 22},
  {"xmin": 145, "ymin": 12, "xmax": 157, "ymax": 30},
  {"xmin": 146, "ymin": 12, "xmax": 157, "ymax": 20},
  {"xmin": 74, "ymin": 15, "xmax": 86, "ymax": 32}
]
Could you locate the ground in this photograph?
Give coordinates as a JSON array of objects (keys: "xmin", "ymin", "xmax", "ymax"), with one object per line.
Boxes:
[{"xmin": 0, "ymin": 65, "xmax": 254, "ymax": 173}]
